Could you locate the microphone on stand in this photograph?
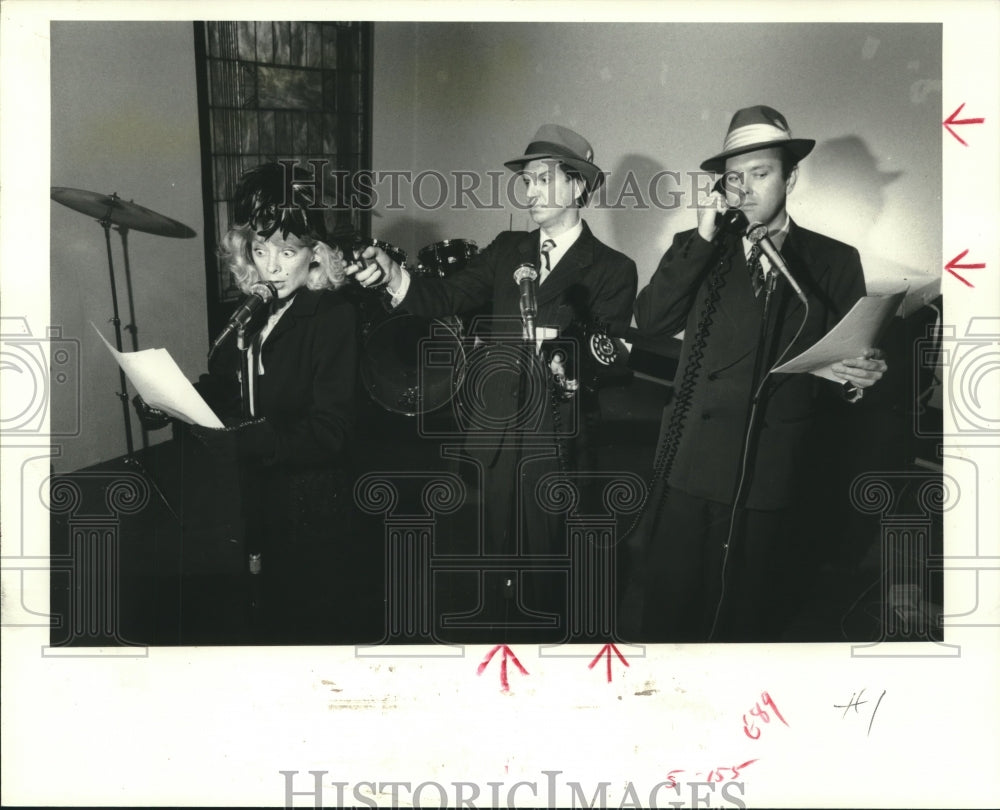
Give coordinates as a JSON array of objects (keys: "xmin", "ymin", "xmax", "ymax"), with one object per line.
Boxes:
[
  {"xmin": 208, "ymin": 281, "xmax": 278, "ymax": 360},
  {"xmin": 513, "ymin": 263, "xmax": 539, "ymax": 344},
  {"xmin": 745, "ymin": 221, "xmax": 807, "ymax": 305}
]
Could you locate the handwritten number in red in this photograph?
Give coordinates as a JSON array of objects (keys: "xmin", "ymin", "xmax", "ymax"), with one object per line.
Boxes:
[{"xmin": 743, "ymin": 691, "xmax": 788, "ymax": 739}]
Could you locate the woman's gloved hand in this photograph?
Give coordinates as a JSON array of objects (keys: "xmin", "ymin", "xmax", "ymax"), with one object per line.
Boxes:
[
  {"xmin": 131, "ymin": 395, "xmax": 172, "ymax": 430},
  {"xmin": 188, "ymin": 417, "xmax": 277, "ymax": 464}
]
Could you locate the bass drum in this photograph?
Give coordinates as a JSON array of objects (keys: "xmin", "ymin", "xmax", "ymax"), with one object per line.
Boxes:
[
  {"xmin": 416, "ymin": 238, "xmax": 479, "ymax": 278},
  {"xmin": 360, "ymin": 313, "xmax": 467, "ymax": 417}
]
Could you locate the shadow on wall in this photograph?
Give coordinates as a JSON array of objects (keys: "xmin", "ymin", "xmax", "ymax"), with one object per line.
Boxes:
[
  {"xmin": 798, "ymin": 134, "xmax": 941, "ymax": 310},
  {"xmin": 603, "ymin": 152, "xmax": 699, "ymax": 288},
  {"xmin": 795, "ymin": 135, "xmax": 902, "ymax": 247}
]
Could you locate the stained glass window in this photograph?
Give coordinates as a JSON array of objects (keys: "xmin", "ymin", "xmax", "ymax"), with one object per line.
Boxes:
[{"xmin": 194, "ymin": 21, "xmax": 372, "ymax": 332}]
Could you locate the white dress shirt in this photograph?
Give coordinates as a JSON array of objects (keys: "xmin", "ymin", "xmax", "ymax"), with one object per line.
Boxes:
[{"xmin": 740, "ymin": 211, "xmax": 790, "ymax": 279}]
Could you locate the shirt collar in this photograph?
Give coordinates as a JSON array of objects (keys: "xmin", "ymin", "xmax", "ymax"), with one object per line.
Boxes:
[
  {"xmin": 538, "ymin": 219, "xmax": 583, "ymax": 254},
  {"xmin": 540, "ymin": 219, "xmax": 584, "ymax": 268},
  {"xmin": 742, "ymin": 211, "xmax": 791, "ymax": 257},
  {"xmin": 768, "ymin": 211, "xmax": 791, "ymax": 250}
]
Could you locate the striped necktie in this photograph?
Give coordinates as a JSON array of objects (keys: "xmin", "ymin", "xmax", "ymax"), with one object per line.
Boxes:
[
  {"xmin": 747, "ymin": 242, "xmax": 765, "ymax": 298},
  {"xmin": 540, "ymin": 238, "xmax": 556, "ymax": 283}
]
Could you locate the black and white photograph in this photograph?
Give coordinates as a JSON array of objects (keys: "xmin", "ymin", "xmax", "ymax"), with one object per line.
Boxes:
[{"xmin": 2, "ymin": 2, "xmax": 998, "ymax": 808}]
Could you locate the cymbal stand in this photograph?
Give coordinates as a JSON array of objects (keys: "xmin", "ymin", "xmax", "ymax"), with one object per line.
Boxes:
[
  {"xmin": 98, "ymin": 208, "xmax": 182, "ymax": 525},
  {"xmin": 114, "ymin": 225, "xmax": 149, "ymax": 450}
]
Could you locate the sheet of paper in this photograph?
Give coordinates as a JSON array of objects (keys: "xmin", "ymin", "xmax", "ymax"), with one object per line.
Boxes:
[
  {"xmin": 771, "ymin": 291, "xmax": 907, "ymax": 381},
  {"xmin": 91, "ymin": 323, "xmax": 223, "ymax": 428}
]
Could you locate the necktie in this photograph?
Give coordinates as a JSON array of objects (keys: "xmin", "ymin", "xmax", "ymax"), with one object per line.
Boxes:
[
  {"xmin": 747, "ymin": 242, "xmax": 765, "ymax": 298},
  {"xmin": 540, "ymin": 238, "xmax": 556, "ymax": 283}
]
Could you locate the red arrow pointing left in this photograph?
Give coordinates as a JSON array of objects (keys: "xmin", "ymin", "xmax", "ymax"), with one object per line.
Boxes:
[
  {"xmin": 943, "ymin": 103, "xmax": 985, "ymax": 146},
  {"xmin": 477, "ymin": 645, "xmax": 528, "ymax": 693},
  {"xmin": 588, "ymin": 643, "xmax": 630, "ymax": 683},
  {"xmin": 945, "ymin": 249, "xmax": 986, "ymax": 287}
]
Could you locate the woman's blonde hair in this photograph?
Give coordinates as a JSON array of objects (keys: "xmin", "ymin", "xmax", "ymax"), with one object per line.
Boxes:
[
  {"xmin": 219, "ymin": 225, "xmax": 347, "ymax": 295},
  {"xmin": 221, "ymin": 161, "xmax": 347, "ymax": 294}
]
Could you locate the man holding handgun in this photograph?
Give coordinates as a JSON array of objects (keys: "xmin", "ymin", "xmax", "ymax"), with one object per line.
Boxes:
[{"xmin": 349, "ymin": 125, "xmax": 637, "ymax": 639}]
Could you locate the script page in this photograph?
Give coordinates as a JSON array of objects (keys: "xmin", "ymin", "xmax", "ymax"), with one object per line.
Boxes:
[
  {"xmin": 772, "ymin": 291, "xmax": 907, "ymax": 381},
  {"xmin": 93, "ymin": 324, "xmax": 223, "ymax": 428}
]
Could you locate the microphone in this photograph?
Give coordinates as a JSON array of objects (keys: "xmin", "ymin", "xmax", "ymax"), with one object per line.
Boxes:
[
  {"xmin": 745, "ymin": 222, "xmax": 807, "ymax": 305},
  {"xmin": 513, "ymin": 263, "xmax": 539, "ymax": 343},
  {"xmin": 208, "ymin": 281, "xmax": 278, "ymax": 359}
]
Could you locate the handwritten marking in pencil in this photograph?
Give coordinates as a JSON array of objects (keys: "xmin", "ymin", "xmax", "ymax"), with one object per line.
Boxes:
[{"xmin": 834, "ymin": 688, "xmax": 886, "ymax": 737}]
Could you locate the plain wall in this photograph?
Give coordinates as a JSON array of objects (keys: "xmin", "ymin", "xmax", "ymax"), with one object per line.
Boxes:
[
  {"xmin": 50, "ymin": 21, "xmax": 207, "ymax": 473},
  {"xmin": 371, "ymin": 22, "xmax": 941, "ymax": 296}
]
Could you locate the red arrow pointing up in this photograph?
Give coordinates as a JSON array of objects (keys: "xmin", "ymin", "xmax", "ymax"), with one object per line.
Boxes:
[
  {"xmin": 943, "ymin": 103, "xmax": 985, "ymax": 146},
  {"xmin": 477, "ymin": 645, "xmax": 528, "ymax": 693},
  {"xmin": 588, "ymin": 643, "xmax": 630, "ymax": 683},
  {"xmin": 945, "ymin": 249, "xmax": 986, "ymax": 287}
]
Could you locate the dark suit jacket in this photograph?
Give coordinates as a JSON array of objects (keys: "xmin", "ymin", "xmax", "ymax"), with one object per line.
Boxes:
[
  {"xmin": 402, "ymin": 220, "xmax": 638, "ymax": 465},
  {"xmin": 634, "ymin": 220, "xmax": 866, "ymax": 510},
  {"xmin": 194, "ymin": 288, "xmax": 359, "ymax": 638},
  {"xmin": 401, "ymin": 221, "xmax": 637, "ymax": 557},
  {"xmin": 203, "ymin": 287, "xmax": 357, "ymax": 470}
]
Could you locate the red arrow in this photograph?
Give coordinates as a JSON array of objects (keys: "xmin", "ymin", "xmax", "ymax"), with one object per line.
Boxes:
[
  {"xmin": 943, "ymin": 103, "xmax": 985, "ymax": 146},
  {"xmin": 945, "ymin": 249, "xmax": 986, "ymax": 287},
  {"xmin": 477, "ymin": 645, "xmax": 528, "ymax": 692},
  {"xmin": 588, "ymin": 643, "xmax": 630, "ymax": 683}
]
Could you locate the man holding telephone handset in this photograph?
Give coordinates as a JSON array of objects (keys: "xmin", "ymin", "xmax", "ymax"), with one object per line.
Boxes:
[{"xmin": 623, "ymin": 105, "xmax": 887, "ymax": 643}]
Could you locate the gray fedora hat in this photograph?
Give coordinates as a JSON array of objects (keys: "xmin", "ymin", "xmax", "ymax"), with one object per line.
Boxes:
[{"xmin": 504, "ymin": 124, "xmax": 605, "ymax": 192}]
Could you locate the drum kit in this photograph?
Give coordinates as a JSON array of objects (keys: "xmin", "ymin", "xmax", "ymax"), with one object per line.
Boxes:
[
  {"xmin": 51, "ymin": 185, "xmax": 479, "ymax": 436},
  {"xmin": 50, "ymin": 186, "xmax": 197, "ymax": 521},
  {"xmin": 353, "ymin": 236, "xmax": 479, "ymax": 417}
]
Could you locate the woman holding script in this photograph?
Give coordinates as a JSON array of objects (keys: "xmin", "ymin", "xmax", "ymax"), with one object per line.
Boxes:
[{"xmin": 136, "ymin": 162, "xmax": 358, "ymax": 643}]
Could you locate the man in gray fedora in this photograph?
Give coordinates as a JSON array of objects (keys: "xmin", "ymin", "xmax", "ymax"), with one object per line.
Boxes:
[
  {"xmin": 350, "ymin": 124, "xmax": 638, "ymax": 641},
  {"xmin": 624, "ymin": 105, "xmax": 888, "ymax": 643}
]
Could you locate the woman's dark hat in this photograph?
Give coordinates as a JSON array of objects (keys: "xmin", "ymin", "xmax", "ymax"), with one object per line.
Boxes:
[
  {"xmin": 504, "ymin": 124, "xmax": 605, "ymax": 192},
  {"xmin": 700, "ymin": 105, "xmax": 815, "ymax": 173},
  {"xmin": 232, "ymin": 162, "xmax": 328, "ymax": 242}
]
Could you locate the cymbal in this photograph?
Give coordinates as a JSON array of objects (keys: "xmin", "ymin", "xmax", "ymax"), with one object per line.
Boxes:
[{"xmin": 51, "ymin": 187, "xmax": 197, "ymax": 238}]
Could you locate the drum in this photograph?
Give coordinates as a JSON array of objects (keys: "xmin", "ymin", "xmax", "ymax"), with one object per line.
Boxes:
[
  {"xmin": 416, "ymin": 239, "xmax": 479, "ymax": 278},
  {"xmin": 356, "ymin": 236, "xmax": 475, "ymax": 416},
  {"xmin": 360, "ymin": 313, "xmax": 466, "ymax": 417},
  {"xmin": 352, "ymin": 236, "xmax": 407, "ymax": 269}
]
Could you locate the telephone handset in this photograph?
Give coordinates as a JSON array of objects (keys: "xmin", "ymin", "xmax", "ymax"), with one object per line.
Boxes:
[{"xmin": 712, "ymin": 176, "xmax": 749, "ymax": 233}]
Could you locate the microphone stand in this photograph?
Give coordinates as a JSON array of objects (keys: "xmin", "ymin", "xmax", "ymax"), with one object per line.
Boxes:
[
  {"xmin": 747, "ymin": 271, "xmax": 779, "ymax": 432},
  {"xmin": 237, "ymin": 324, "xmax": 252, "ymax": 420},
  {"xmin": 233, "ymin": 324, "xmax": 263, "ymax": 618},
  {"xmin": 709, "ymin": 269, "xmax": 779, "ymax": 640},
  {"xmin": 99, "ymin": 214, "xmax": 182, "ymax": 526}
]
